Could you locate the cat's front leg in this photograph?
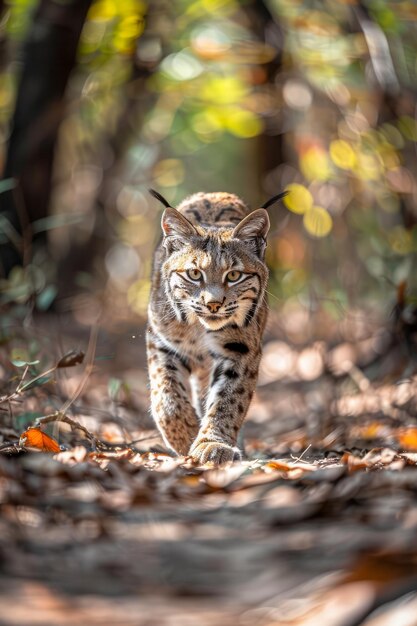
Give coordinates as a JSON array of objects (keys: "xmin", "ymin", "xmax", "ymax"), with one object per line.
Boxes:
[
  {"xmin": 189, "ymin": 346, "xmax": 261, "ymax": 465},
  {"xmin": 147, "ymin": 330, "xmax": 199, "ymax": 455}
]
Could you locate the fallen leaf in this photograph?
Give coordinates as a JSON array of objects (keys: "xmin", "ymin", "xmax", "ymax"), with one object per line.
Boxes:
[
  {"xmin": 341, "ymin": 452, "xmax": 370, "ymax": 471},
  {"xmin": 265, "ymin": 459, "xmax": 318, "ymax": 472},
  {"xmin": 352, "ymin": 422, "xmax": 389, "ymax": 440},
  {"xmin": 266, "ymin": 460, "xmax": 295, "ymax": 471},
  {"xmin": 400, "ymin": 452, "xmax": 417, "ymax": 465},
  {"xmin": 397, "ymin": 428, "xmax": 417, "ymax": 450},
  {"xmin": 19, "ymin": 428, "xmax": 61, "ymax": 453},
  {"xmin": 203, "ymin": 464, "xmax": 247, "ymax": 488},
  {"xmin": 363, "ymin": 447, "xmax": 399, "ymax": 466},
  {"xmin": 55, "ymin": 446, "xmax": 88, "ymax": 465},
  {"xmin": 341, "ymin": 448, "xmax": 400, "ymax": 471},
  {"xmin": 57, "ymin": 350, "xmax": 85, "ymax": 368}
]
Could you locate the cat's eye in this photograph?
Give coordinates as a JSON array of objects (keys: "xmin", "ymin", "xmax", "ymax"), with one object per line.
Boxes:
[
  {"xmin": 186, "ymin": 269, "xmax": 202, "ymax": 281},
  {"xmin": 226, "ymin": 270, "xmax": 242, "ymax": 283}
]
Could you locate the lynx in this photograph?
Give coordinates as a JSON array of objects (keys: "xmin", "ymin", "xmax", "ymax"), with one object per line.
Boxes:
[{"xmin": 147, "ymin": 189, "xmax": 285, "ymax": 465}]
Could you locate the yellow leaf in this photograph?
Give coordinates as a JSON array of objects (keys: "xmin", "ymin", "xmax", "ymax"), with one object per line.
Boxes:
[
  {"xmin": 113, "ymin": 16, "xmax": 144, "ymax": 54},
  {"xmin": 330, "ymin": 139, "xmax": 357, "ymax": 170},
  {"xmin": 303, "ymin": 206, "xmax": 333, "ymax": 238},
  {"xmin": 87, "ymin": 0, "xmax": 117, "ymax": 21},
  {"xmin": 283, "ymin": 183, "xmax": 313, "ymax": 214},
  {"xmin": 225, "ymin": 109, "xmax": 263, "ymax": 138},
  {"xmin": 200, "ymin": 76, "xmax": 247, "ymax": 105},
  {"xmin": 300, "ymin": 147, "xmax": 331, "ymax": 181},
  {"xmin": 354, "ymin": 153, "xmax": 381, "ymax": 180}
]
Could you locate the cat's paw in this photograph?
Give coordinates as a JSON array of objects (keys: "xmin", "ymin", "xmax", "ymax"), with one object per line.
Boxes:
[{"xmin": 190, "ymin": 440, "xmax": 241, "ymax": 466}]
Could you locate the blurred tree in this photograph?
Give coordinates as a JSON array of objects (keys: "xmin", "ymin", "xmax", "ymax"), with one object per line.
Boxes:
[
  {"xmin": 0, "ymin": 0, "xmax": 92, "ymax": 277},
  {"xmin": 249, "ymin": 0, "xmax": 285, "ymax": 181},
  {"xmin": 2, "ymin": 0, "xmax": 417, "ymax": 320},
  {"xmin": 55, "ymin": 6, "xmax": 164, "ymax": 298}
]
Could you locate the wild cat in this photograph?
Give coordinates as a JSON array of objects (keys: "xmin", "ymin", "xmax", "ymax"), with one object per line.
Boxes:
[{"xmin": 147, "ymin": 188, "xmax": 286, "ymax": 465}]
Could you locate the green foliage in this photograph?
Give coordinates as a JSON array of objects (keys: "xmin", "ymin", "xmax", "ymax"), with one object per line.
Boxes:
[
  {"xmin": 12, "ymin": 410, "xmax": 43, "ymax": 431},
  {"xmin": 2, "ymin": 0, "xmax": 417, "ymax": 316}
]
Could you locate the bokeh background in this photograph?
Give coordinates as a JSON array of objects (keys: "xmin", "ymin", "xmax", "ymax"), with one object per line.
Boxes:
[
  {"xmin": 2, "ymin": 0, "xmax": 417, "ymax": 330},
  {"xmin": 4, "ymin": 4, "xmax": 417, "ymax": 623}
]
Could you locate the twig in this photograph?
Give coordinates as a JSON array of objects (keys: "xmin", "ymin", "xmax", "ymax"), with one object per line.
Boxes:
[
  {"xmin": 17, "ymin": 366, "xmax": 55, "ymax": 393},
  {"xmin": 347, "ymin": 363, "xmax": 371, "ymax": 392},
  {"xmin": 0, "ymin": 441, "xmax": 20, "ymax": 451},
  {"xmin": 60, "ymin": 324, "xmax": 99, "ymax": 414},
  {"xmin": 16, "ymin": 364, "xmax": 29, "ymax": 391},
  {"xmin": 35, "ymin": 411, "xmax": 98, "ymax": 444},
  {"xmin": 291, "ymin": 444, "xmax": 312, "ymax": 464},
  {"xmin": 1, "ymin": 364, "xmax": 56, "ymax": 405},
  {"xmin": 34, "ymin": 410, "xmax": 150, "ymax": 454}
]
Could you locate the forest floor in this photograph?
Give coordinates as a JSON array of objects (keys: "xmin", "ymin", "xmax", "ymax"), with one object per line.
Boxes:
[{"xmin": 1, "ymin": 306, "xmax": 417, "ymax": 626}]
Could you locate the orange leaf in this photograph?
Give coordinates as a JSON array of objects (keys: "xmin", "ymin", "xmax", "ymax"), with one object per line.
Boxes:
[
  {"xmin": 397, "ymin": 427, "xmax": 417, "ymax": 450},
  {"xmin": 341, "ymin": 452, "xmax": 369, "ymax": 471},
  {"xmin": 266, "ymin": 460, "xmax": 292, "ymax": 471},
  {"xmin": 265, "ymin": 460, "xmax": 317, "ymax": 473},
  {"xmin": 19, "ymin": 428, "xmax": 60, "ymax": 453},
  {"xmin": 353, "ymin": 422, "xmax": 387, "ymax": 439}
]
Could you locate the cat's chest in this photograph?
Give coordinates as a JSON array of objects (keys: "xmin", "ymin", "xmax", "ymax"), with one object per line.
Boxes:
[{"xmin": 157, "ymin": 318, "xmax": 217, "ymax": 362}]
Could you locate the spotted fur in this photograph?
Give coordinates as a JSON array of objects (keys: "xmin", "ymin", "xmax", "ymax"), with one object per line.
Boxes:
[{"xmin": 147, "ymin": 191, "xmax": 270, "ymax": 465}]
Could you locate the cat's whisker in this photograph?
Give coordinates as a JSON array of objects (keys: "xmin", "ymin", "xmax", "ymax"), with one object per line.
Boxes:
[{"xmin": 265, "ymin": 289, "xmax": 281, "ymax": 304}]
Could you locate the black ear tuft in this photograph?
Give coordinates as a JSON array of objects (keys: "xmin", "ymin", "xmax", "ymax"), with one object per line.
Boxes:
[
  {"xmin": 261, "ymin": 191, "xmax": 288, "ymax": 210},
  {"xmin": 149, "ymin": 188, "xmax": 174, "ymax": 209}
]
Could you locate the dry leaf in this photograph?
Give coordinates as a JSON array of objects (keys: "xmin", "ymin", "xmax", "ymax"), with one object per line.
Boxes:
[
  {"xmin": 266, "ymin": 460, "xmax": 294, "ymax": 471},
  {"xmin": 57, "ymin": 350, "xmax": 85, "ymax": 368},
  {"xmin": 362, "ymin": 447, "xmax": 399, "ymax": 466},
  {"xmin": 265, "ymin": 459, "xmax": 317, "ymax": 472},
  {"xmin": 341, "ymin": 452, "xmax": 370, "ymax": 471},
  {"xmin": 397, "ymin": 428, "xmax": 417, "ymax": 450},
  {"xmin": 19, "ymin": 428, "xmax": 61, "ymax": 453},
  {"xmin": 203, "ymin": 464, "xmax": 246, "ymax": 488},
  {"xmin": 54, "ymin": 446, "xmax": 88, "ymax": 465},
  {"xmin": 352, "ymin": 422, "xmax": 389, "ymax": 440}
]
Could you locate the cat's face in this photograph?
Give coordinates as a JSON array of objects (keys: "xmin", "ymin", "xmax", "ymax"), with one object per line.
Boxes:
[{"xmin": 161, "ymin": 208, "xmax": 269, "ymax": 330}]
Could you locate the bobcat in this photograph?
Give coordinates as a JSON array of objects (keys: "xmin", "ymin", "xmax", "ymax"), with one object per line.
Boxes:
[{"xmin": 147, "ymin": 189, "xmax": 286, "ymax": 465}]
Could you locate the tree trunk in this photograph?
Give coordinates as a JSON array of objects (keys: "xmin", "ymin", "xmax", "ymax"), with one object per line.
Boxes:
[{"xmin": 0, "ymin": 0, "xmax": 92, "ymax": 276}]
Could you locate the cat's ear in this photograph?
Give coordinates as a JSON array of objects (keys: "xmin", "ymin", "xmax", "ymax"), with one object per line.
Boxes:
[
  {"xmin": 161, "ymin": 207, "xmax": 198, "ymax": 247},
  {"xmin": 150, "ymin": 188, "xmax": 196, "ymax": 239},
  {"xmin": 232, "ymin": 209, "xmax": 270, "ymax": 258},
  {"xmin": 232, "ymin": 209, "xmax": 270, "ymax": 241}
]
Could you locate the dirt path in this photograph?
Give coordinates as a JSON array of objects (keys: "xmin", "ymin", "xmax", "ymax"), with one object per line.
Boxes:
[{"xmin": 1, "ymin": 312, "xmax": 417, "ymax": 625}]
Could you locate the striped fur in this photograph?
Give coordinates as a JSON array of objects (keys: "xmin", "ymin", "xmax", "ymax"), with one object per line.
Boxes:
[{"xmin": 147, "ymin": 191, "xmax": 269, "ymax": 465}]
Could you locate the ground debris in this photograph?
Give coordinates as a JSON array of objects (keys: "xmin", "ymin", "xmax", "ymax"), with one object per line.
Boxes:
[{"xmin": 1, "ymin": 317, "xmax": 417, "ymax": 624}]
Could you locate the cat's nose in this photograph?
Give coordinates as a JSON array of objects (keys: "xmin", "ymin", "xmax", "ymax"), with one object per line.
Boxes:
[{"xmin": 206, "ymin": 301, "xmax": 223, "ymax": 313}]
